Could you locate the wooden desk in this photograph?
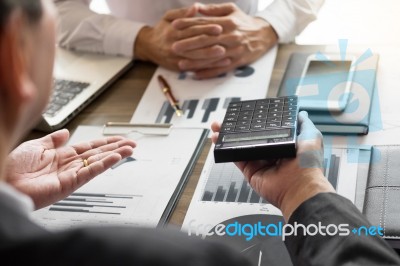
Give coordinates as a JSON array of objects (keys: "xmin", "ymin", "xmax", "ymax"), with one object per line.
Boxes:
[{"xmin": 27, "ymin": 44, "xmax": 373, "ymax": 227}]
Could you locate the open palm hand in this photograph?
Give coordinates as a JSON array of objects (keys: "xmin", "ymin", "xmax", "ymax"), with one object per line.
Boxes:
[{"xmin": 5, "ymin": 129, "xmax": 136, "ymax": 209}]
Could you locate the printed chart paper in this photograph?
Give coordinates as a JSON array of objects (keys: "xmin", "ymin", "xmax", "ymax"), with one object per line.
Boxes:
[
  {"xmin": 31, "ymin": 125, "xmax": 206, "ymax": 230},
  {"xmin": 131, "ymin": 46, "xmax": 277, "ymax": 131}
]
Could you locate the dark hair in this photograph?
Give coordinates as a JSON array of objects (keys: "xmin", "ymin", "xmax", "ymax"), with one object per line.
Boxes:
[{"xmin": 0, "ymin": 0, "xmax": 42, "ymax": 30}]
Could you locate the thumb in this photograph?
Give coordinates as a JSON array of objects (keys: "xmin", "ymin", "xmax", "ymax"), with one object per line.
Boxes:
[
  {"xmin": 198, "ymin": 3, "xmax": 237, "ymax": 16},
  {"xmin": 297, "ymin": 111, "xmax": 321, "ymax": 141},
  {"xmin": 40, "ymin": 129, "xmax": 70, "ymax": 149}
]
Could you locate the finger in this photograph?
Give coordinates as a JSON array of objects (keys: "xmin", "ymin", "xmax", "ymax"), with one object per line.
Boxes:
[
  {"xmin": 179, "ymin": 57, "xmax": 231, "ymax": 71},
  {"xmin": 86, "ymin": 146, "xmax": 134, "ymax": 165},
  {"xmin": 77, "ymin": 153, "xmax": 122, "ymax": 185},
  {"xmin": 176, "ymin": 24, "xmax": 223, "ymax": 39},
  {"xmin": 211, "ymin": 121, "xmax": 221, "ymax": 133},
  {"xmin": 41, "ymin": 129, "xmax": 70, "ymax": 149},
  {"xmin": 173, "ymin": 17, "xmax": 235, "ymax": 31},
  {"xmin": 241, "ymin": 160, "xmax": 274, "ymax": 182},
  {"xmin": 177, "ymin": 45, "xmax": 226, "ymax": 60},
  {"xmin": 297, "ymin": 111, "xmax": 322, "ymax": 141},
  {"xmin": 172, "ymin": 35, "xmax": 222, "ymax": 54},
  {"xmin": 211, "ymin": 121, "xmax": 221, "ymax": 144},
  {"xmin": 164, "ymin": 3, "xmax": 199, "ymax": 21},
  {"xmin": 71, "ymin": 136, "xmax": 127, "ymax": 155},
  {"xmin": 194, "ymin": 63, "xmax": 236, "ymax": 79},
  {"xmin": 211, "ymin": 132, "xmax": 219, "ymax": 144},
  {"xmin": 79, "ymin": 139, "xmax": 136, "ymax": 160},
  {"xmin": 198, "ymin": 3, "xmax": 237, "ymax": 16}
]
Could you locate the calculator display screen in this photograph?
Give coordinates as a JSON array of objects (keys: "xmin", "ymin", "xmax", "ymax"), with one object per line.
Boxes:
[{"xmin": 223, "ymin": 129, "xmax": 291, "ymax": 143}]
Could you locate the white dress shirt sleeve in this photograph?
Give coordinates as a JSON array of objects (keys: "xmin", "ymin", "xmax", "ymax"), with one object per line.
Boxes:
[
  {"xmin": 256, "ymin": 0, "xmax": 325, "ymax": 43},
  {"xmin": 54, "ymin": 0, "xmax": 144, "ymax": 57}
]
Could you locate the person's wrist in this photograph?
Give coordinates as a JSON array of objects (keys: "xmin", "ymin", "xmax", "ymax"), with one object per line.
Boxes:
[
  {"xmin": 279, "ymin": 169, "xmax": 335, "ymax": 222},
  {"xmin": 134, "ymin": 26, "xmax": 152, "ymax": 61},
  {"xmin": 254, "ymin": 17, "xmax": 278, "ymax": 47}
]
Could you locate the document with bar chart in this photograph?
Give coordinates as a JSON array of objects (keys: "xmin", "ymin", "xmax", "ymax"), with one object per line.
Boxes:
[
  {"xmin": 130, "ymin": 46, "xmax": 277, "ymax": 132},
  {"xmin": 181, "ymin": 144, "xmax": 371, "ymax": 238},
  {"xmin": 31, "ymin": 125, "xmax": 208, "ymax": 231}
]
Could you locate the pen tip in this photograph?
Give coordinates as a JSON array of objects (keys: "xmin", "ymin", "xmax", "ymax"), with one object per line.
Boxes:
[{"xmin": 176, "ymin": 110, "xmax": 183, "ymax": 117}]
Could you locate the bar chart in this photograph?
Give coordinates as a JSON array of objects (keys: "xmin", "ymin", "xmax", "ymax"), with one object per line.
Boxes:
[
  {"xmin": 155, "ymin": 97, "xmax": 242, "ymax": 124},
  {"xmin": 324, "ymin": 153, "xmax": 340, "ymax": 189},
  {"xmin": 201, "ymin": 162, "xmax": 268, "ymax": 204},
  {"xmin": 201, "ymin": 148, "xmax": 347, "ymax": 204},
  {"xmin": 49, "ymin": 192, "xmax": 142, "ymax": 216}
]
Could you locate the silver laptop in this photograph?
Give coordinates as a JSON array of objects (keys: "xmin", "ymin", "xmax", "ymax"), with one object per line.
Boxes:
[{"xmin": 35, "ymin": 47, "xmax": 133, "ymax": 132}]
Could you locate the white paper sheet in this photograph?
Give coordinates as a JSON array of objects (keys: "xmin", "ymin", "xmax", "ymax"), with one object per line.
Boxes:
[
  {"xmin": 31, "ymin": 125, "xmax": 206, "ymax": 231},
  {"xmin": 181, "ymin": 145, "xmax": 370, "ymax": 237},
  {"xmin": 131, "ymin": 46, "xmax": 277, "ymax": 132}
]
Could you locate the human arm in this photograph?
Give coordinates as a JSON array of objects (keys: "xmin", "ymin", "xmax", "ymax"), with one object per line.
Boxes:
[
  {"xmin": 54, "ymin": 1, "xmax": 223, "ymax": 71},
  {"xmin": 286, "ymin": 192, "xmax": 400, "ymax": 265},
  {"xmin": 55, "ymin": 0, "xmax": 141, "ymax": 57},
  {"xmin": 256, "ymin": 0, "xmax": 325, "ymax": 43},
  {"xmin": 211, "ymin": 111, "xmax": 400, "ymax": 264},
  {"xmin": 5, "ymin": 129, "xmax": 136, "ymax": 209}
]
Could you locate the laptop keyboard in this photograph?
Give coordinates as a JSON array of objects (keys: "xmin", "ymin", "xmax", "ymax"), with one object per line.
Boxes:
[{"xmin": 44, "ymin": 79, "xmax": 90, "ymax": 117}]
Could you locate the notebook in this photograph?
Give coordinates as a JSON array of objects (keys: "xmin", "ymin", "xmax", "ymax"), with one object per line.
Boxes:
[
  {"xmin": 278, "ymin": 52, "xmax": 380, "ymax": 134},
  {"xmin": 35, "ymin": 47, "xmax": 133, "ymax": 132}
]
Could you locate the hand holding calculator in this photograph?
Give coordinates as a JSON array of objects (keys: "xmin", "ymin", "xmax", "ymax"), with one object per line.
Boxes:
[{"xmin": 214, "ymin": 96, "xmax": 299, "ymax": 163}]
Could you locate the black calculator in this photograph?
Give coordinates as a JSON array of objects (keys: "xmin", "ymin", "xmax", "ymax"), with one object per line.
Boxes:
[{"xmin": 214, "ymin": 96, "xmax": 299, "ymax": 163}]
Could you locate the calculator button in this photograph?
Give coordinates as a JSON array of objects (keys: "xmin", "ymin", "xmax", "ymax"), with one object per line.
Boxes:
[
  {"xmin": 253, "ymin": 119, "xmax": 266, "ymax": 124},
  {"xmin": 241, "ymin": 102, "xmax": 256, "ymax": 111},
  {"xmin": 228, "ymin": 102, "xmax": 241, "ymax": 108},
  {"xmin": 269, "ymin": 103, "xmax": 284, "ymax": 108},
  {"xmin": 253, "ymin": 113, "xmax": 268, "ymax": 119},
  {"xmin": 284, "ymin": 96, "xmax": 297, "ymax": 103},
  {"xmin": 221, "ymin": 126, "xmax": 235, "ymax": 132},
  {"xmin": 284, "ymin": 102, "xmax": 297, "ymax": 107},
  {"xmin": 267, "ymin": 118, "xmax": 281, "ymax": 123},
  {"xmin": 269, "ymin": 107, "xmax": 283, "ymax": 113},
  {"xmin": 235, "ymin": 125, "xmax": 250, "ymax": 131},
  {"xmin": 254, "ymin": 109, "xmax": 268, "ymax": 115},
  {"xmin": 238, "ymin": 114, "xmax": 252, "ymax": 121},
  {"xmin": 250, "ymin": 123, "xmax": 266, "ymax": 130},
  {"xmin": 226, "ymin": 111, "xmax": 239, "ymax": 117},
  {"xmin": 227, "ymin": 107, "xmax": 240, "ymax": 112},
  {"xmin": 283, "ymin": 111, "xmax": 296, "ymax": 117},
  {"xmin": 224, "ymin": 116, "xmax": 238, "ymax": 122},
  {"xmin": 283, "ymin": 106, "xmax": 297, "ymax": 111},
  {"xmin": 270, "ymin": 98, "xmax": 284, "ymax": 103},
  {"xmin": 266, "ymin": 122, "xmax": 281, "ymax": 127},
  {"xmin": 224, "ymin": 122, "xmax": 236, "ymax": 127},
  {"xmin": 237, "ymin": 120, "xmax": 251, "ymax": 126},
  {"xmin": 256, "ymin": 99, "xmax": 269, "ymax": 105},
  {"xmin": 282, "ymin": 116, "xmax": 296, "ymax": 122},
  {"xmin": 255, "ymin": 104, "xmax": 268, "ymax": 110},
  {"xmin": 282, "ymin": 121, "xmax": 296, "ymax": 127},
  {"xmin": 239, "ymin": 111, "xmax": 253, "ymax": 116},
  {"xmin": 267, "ymin": 112, "xmax": 282, "ymax": 118}
]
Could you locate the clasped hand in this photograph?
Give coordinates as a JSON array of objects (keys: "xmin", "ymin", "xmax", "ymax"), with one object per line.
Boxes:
[{"xmin": 135, "ymin": 3, "xmax": 278, "ymax": 79}]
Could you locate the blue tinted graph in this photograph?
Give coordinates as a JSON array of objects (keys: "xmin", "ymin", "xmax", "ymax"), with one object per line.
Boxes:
[
  {"xmin": 201, "ymin": 162, "xmax": 267, "ymax": 204},
  {"xmin": 155, "ymin": 97, "xmax": 241, "ymax": 124}
]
